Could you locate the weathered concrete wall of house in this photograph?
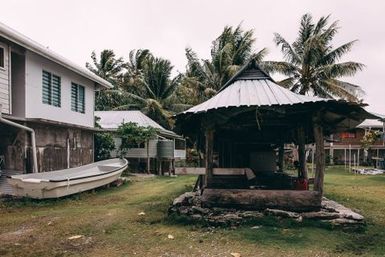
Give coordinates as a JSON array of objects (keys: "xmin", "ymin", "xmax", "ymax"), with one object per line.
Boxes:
[
  {"xmin": 0, "ymin": 125, "xmax": 27, "ymax": 171},
  {"xmin": 31, "ymin": 122, "xmax": 93, "ymax": 172},
  {"xmin": 0, "ymin": 40, "xmax": 10, "ymax": 114},
  {"xmin": 1, "ymin": 122, "xmax": 93, "ymax": 172}
]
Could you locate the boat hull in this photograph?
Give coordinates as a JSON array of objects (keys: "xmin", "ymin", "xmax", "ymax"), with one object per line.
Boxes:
[{"xmin": 7, "ymin": 158, "xmax": 128, "ymax": 199}]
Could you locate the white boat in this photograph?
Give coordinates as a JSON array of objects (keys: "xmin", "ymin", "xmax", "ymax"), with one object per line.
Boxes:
[{"xmin": 7, "ymin": 158, "xmax": 128, "ymax": 199}]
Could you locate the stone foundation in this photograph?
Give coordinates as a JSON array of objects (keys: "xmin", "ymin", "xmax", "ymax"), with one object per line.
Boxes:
[{"xmin": 168, "ymin": 191, "xmax": 364, "ymax": 227}]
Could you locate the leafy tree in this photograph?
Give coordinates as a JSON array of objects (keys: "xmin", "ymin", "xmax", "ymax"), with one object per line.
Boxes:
[
  {"xmin": 94, "ymin": 133, "xmax": 115, "ymax": 161},
  {"xmin": 262, "ymin": 14, "xmax": 365, "ymax": 101},
  {"xmin": 361, "ymin": 130, "xmax": 381, "ymax": 150},
  {"xmin": 117, "ymin": 122, "xmax": 158, "ymax": 173},
  {"xmin": 117, "ymin": 122, "xmax": 158, "ymax": 150}
]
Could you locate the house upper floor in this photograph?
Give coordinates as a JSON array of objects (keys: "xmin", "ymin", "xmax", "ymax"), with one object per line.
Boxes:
[
  {"xmin": 0, "ymin": 22, "xmax": 112, "ymax": 128},
  {"xmin": 326, "ymin": 118, "xmax": 385, "ymax": 147}
]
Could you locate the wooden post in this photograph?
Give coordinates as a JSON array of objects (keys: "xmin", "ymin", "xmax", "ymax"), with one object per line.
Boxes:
[
  {"xmin": 146, "ymin": 139, "xmax": 150, "ymax": 174},
  {"xmin": 349, "ymin": 144, "xmax": 352, "ymax": 172},
  {"xmin": 171, "ymin": 158, "xmax": 175, "ymax": 175},
  {"xmin": 330, "ymin": 142, "xmax": 334, "ymax": 165},
  {"xmin": 313, "ymin": 121, "xmax": 325, "ymax": 195},
  {"xmin": 204, "ymin": 129, "xmax": 214, "ymax": 188},
  {"xmin": 297, "ymin": 127, "xmax": 308, "ymax": 179},
  {"xmin": 278, "ymin": 144, "xmax": 284, "ymax": 172},
  {"xmin": 157, "ymin": 158, "xmax": 161, "ymax": 175},
  {"xmin": 311, "ymin": 144, "xmax": 315, "ymax": 175}
]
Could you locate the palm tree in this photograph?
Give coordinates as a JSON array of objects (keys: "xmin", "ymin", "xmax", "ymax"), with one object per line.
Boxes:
[
  {"xmin": 114, "ymin": 53, "xmax": 183, "ymax": 129},
  {"xmin": 86, "ymin": 50, "xmax": 124, "ymax": 84},
  {"xmin": 181, "ymin": 24, "xmax": 268, "ymax": 103},
  {"xmin": 263, "ymin": 14, "xmax": 364, "ymax": 101},
  {"xmin": 86, "ymin": 50, "xmax": 125, "ymax": 110}
]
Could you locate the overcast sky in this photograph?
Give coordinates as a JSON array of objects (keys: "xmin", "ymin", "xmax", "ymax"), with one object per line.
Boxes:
[{"xmin": 1, "ymin": 0, "xmax": 384, "ymax": 113}]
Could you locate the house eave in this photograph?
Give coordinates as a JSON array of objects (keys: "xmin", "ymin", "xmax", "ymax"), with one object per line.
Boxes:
[
  {"xmin": 2, "ymin": 115, "xmax": 100, "ymax": 131},
  {"xmin": 0, "ymin": 21, "xmax": 113, "ymax": 89}
]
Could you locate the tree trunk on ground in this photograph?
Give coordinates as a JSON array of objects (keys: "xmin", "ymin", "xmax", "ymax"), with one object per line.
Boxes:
[
  {"xmin": 201, "ymin": 189, "xmax": 322, "ymax": 212},
  {"xmin": 313, "ymin": 121, "xmax": 325, "ymax": 195}
]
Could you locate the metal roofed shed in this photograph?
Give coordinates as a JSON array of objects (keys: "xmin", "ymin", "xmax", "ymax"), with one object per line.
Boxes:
[
  {"xmin": 95, "ymin": 111, "xmax": 186, "ymax": 175},
  {"xmin": 95, "ymin": 110, "xmax": 181, "ymax": 138},
  {"xmin": 175, "ymin": 59, "xmax": 375, "ymax": 211}
]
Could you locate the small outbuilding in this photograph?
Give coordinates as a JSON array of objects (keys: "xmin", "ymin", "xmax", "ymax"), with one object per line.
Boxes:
[
  {"xmin": 325, "ymin": 117, "xmax": 385, "ymax": 167},
  {"xmin": 96, "ymin": 110, "xmax": 186, "ymax": 174},
  {"xmin": 175, "ymin": 60, "xmax": 375, "ymax": 211}
]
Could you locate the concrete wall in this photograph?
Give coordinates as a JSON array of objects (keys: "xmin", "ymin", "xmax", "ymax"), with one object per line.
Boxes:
[
  {"xmin": 25, "ymin": 51, "xmax": 95, "ymax": 127},
  {"xmin": 1, "ymin": 121, "xmax": 93, "ymax": 172},
  {"xmin": 0, "ymin": 40, "xmax": 10, "ymax": 114}
]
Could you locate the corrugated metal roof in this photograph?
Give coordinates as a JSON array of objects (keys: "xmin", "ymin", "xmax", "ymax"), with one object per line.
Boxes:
[
  {"xmin": 0, "ymin": 21, "xmax": 112, "ymax": 89},
  {"xmin": 95, "ymin": 111, "xmax": 165, "ymax": 130},
  {"xmin": 182, "ymin": 61, "xmax": 331, "ymax": 115},
  {"xmin": 357, "ymin": 119, "xmax": 384, "ymax": 129},
  {"xmin": 95, "ymin": 111, "xmax": 181, "ymax": 138}
]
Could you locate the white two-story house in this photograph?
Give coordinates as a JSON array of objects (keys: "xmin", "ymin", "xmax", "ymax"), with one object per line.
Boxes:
[{"xmin": 0, "ymin": 22, "xmax": 112, "ymax": 172}]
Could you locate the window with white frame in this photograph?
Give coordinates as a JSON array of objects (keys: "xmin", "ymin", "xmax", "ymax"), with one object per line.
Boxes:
[
  {"xmin": 0, "ymin": 47, "xmax": 4, "ymax": 69},
  {"xmin": 71, "ymin": 82, "xmax": 85, "ymax": 113},
  {"xmin": 42, "ymin": 70, "xmax": 61, "ymax": 107}
]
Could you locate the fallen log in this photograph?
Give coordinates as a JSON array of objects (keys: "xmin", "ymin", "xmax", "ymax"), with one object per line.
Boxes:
[{"xmin": 201, "ymin": 189, "xmax": 322, "ymax": 212}]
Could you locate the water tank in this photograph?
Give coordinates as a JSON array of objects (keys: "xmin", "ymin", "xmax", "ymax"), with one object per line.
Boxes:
[{"xmin": 157, "ymin": 140, "xmax": 174, "ymax": 158}]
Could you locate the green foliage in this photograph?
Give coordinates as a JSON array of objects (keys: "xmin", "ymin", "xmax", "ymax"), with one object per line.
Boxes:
[
  {"xmin": 180, "ymin": 24, "xmax": 268, "ymax": 104},
  {"xmin": 87, "ymin": 49, "xmax": 183, "ymax": 129},
  {"xmin": 94, "ymin": 117, "xmax": 115, "ymax": 161},
  {"xmin": 262, "ymin": 14, "xmax": 364, "ymax": 101},
  {"xmin": 361, "ymin": 130, "xmax": 381, "ymax": 150},
  {"xmin": 86, "ymin": 50, "xmax": 126, "ymax": 111},
  {"xmin": 117, "ymin": 122, "xmax": 158, "ymax": 153},
  {"xmin": 94, "ymin": 132, "xmax": 115, "ymax": 161}
]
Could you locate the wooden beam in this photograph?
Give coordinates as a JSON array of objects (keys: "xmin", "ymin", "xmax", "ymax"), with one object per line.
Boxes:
[
  {"xmin": 278, "ymin": 144, "xmax": 284, "ymax": 172},
  {"xmin": 297, "ymin": 126, "xmax": 308, "ymax": 179},
  {"xmin": 204, "ymin": 129, "xmax": 214, "ymax": 187},
  {"xmin": 313, "ymin": 119, "xmax": 325, "ymax": 195}
]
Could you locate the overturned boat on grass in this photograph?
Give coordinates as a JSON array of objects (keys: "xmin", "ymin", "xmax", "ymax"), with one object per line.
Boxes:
[{"xmin": 7, "ymin": 158, "xmax": 128, "ymax": 199}]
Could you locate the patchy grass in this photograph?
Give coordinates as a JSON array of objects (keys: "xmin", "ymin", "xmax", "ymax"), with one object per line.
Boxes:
[{"xmin": 1, "ymin": 167, "xmax": 385, "ymax": 256}]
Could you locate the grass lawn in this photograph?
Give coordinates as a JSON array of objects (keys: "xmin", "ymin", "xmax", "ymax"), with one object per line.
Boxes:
[{"xmin": 1, "ymin": 166, "xmax": 385, "ymax": 257}]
